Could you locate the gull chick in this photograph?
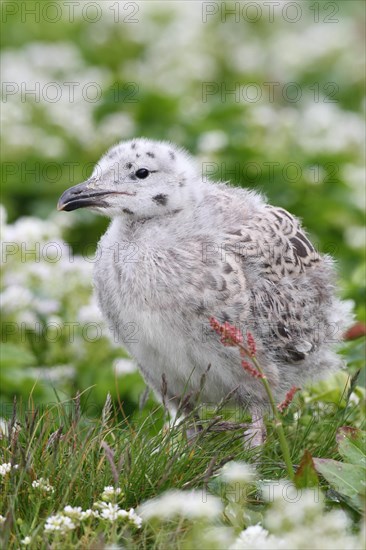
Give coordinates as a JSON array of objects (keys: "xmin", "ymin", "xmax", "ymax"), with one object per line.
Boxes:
[{"xmin": 58, "ymin": 138, "xmax": 351, "ymax": 443}]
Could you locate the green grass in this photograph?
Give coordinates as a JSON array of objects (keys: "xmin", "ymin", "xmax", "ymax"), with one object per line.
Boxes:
[{"xmin": 1, "ymin": 362, "xmax": 365, "ymax": 549}]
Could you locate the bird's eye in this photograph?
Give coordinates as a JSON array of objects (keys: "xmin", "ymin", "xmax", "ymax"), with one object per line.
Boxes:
[{"xmin": 135, "ymin": 168, "xmax": 150, "ymax": 179}]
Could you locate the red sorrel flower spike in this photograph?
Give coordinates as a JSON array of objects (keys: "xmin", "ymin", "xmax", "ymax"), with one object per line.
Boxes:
[
  {"xmin": 246, "ymin": 331, "xmax": 257, "ymax": 356},
  {"xmin": 209, "ymin": 317, "xmax": 243, "ymax": 347},
  {"xmin": 241, "ymin": 360, "xmax": 265, "ymax": 379},
  {"xmin": 277, "ymin": 386, "xmax": 300, "ymax": 413},
  {"xmin": 209, "ymin": 317, "xmax": 221, "ymax": 333}
]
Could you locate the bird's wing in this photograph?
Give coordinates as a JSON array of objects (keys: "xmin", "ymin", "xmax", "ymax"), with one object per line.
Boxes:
[
  {"xmin": 221, "ymin": 205, "xmax": 325, "ymax": 362},
  {"xmin": 225, "ymin": 205, "xmax": 321, "ymax": 282}
]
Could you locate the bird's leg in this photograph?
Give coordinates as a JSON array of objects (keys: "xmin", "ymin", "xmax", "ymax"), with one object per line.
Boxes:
[
  {"xmin": 243, "ymin": 407, "xmax": 266, "ymax": 448},
  {"xmin": 159, "ymin": 376, "xmax": 202, "ymax": 441},
  {"xmin": 185, "ymin": 412, "xmax": 203, "ymax": 441},
  {"xmin": 173, "ymin": 394, "xmax": 203, "ymax": 442}
]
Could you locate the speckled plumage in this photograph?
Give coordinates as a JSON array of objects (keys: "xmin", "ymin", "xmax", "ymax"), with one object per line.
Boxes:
[{"xmin": 58, "ymin": 138, "xmax": 351, "ymax": 437}]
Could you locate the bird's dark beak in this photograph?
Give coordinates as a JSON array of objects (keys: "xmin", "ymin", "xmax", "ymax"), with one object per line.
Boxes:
[{"xmin": 57, "ymin": 180, "xmax": 110, "ymax": 212}]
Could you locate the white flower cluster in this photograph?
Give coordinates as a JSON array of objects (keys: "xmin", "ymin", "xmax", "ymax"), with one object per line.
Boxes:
[
  {"xmin": 63, "ymin": 505, "xmax": 94, "ymax": 521},
  {"xmin": 44, "ymin": 514, "xmax": 76, "ymax": 534},
  {"xmin": 0, "ymin": 42, "xmax": 135, "ymax": 156},
  {"xmin": 43, "ymin": 486, "xmax": 142, "ymax": 538},
  {"xmin": 31, "ymin": 477, "xmax": 54, "ymax": 493},
  {"xmin": 0, "ymin": 418, "xmax": 8, "ymax": 437},
  {"xmin": 101, "ymin": 485, "xmax": 122, "ymax": 501},
  {"xmin": 138, "ymin": 489, "xmax": 223, "ymax": 521},
  {"xmin": 1, "ymin": 205, "xmax": 109, "ymax": 384},
  {"xmin": 231, "ymin": 524, "xmax": 276, "ymax": 550},
  {"xmin": 1, "ymin": 205, "xmax": 96, "ymax": 325},
  {"xmin": 1, "ymin": 2, "xmax": 363, "ymax": 160},
  {"xmin": 220, "ymin": 461, "xmax": 256, "ymax": 483},
  {"xmin": 0, "ymin": 462, "xmax": 18, "ymax": 477},
  {"xmin": 94, "ymin": 502, "xmax": 142, "ymax": 528},
  {"xmin": 0, "ymin": 463, "xmax": 12, "ymax": 477},
  {"xmin": 229, "ymin": 481, "xmax": 364, "ymax": 550},
  {"xmin": 133, "ymin": 467, "xmax": 363, "ymax": 549}
]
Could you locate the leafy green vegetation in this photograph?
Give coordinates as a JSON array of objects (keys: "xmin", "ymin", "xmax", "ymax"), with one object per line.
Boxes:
[
  {"xmin": 0, "ymin": 375, "xmax": 365, "ymax": 548},
  {"xmin": 1, "ymin": 1, "xmax": 365, "ymax": 547}
]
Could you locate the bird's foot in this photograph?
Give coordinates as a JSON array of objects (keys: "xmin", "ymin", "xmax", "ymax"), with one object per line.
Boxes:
[
  {"xmin": 243, "ymin": 409, "xmax": 266, "ymax": 448},
  {"xmin": 185, "ymin": 420, "xmax": 203, "ymax": 442}
]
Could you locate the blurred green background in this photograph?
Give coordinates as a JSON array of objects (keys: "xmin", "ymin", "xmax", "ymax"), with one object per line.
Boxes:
[{"xmin": 1, "ymin": 1, "xmax": 365, "ymax": 416}]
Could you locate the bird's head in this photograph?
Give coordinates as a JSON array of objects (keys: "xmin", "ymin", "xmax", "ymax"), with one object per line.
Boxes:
[{"xmin": 57, "ymin": 138, "xmax": 201, "ymax": 219}]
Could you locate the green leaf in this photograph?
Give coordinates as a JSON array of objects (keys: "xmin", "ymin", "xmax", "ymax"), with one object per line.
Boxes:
[
  {"xmin": 313, "ymin": 458, "xmax": 366, "ymax": 512},
  {"xmin": 336, "ymin": 427, "xmax": 366, "ymax": 468},
  {"xmin": 0, "ymin": 343, "xmax": 36, "ymax": 368},
  {"xmin": 295, "ymin": 449, "xmax": 319, "ymax": 489}
]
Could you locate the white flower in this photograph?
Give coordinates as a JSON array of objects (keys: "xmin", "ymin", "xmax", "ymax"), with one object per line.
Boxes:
[
  {"xmin": 113, "ymin": 358, "xmax": 137, "ymax": 376},
  {"xmin": 201, "ymin": 526, "xmax": 236, "ymax": 549},
  {"xmin": 101, "ymin": 486, "xmax": 122, "ymax": 501},
  {"xmin": 80, "ymin": 509, "xmax": 94, "ymax": 520},
  {"xmin": 77, "ymin": 299, "xmax": 104, "ymax": 325},
  {"xmin": 342, "ymin": 164, "xmax": 366, "ymax": 211},
  {"xmin": 114, "ymin": 507, "xmax": 142, "ymax": 528},
  {"xmin": 98, "ymin": 112, "xmax": 135, "ymax": 142},
  {"xmin": 29, "ymin": 365, "xmax": 75, "ymax": 383},
  {"xmin": 1, "ymin": 43, "xmax": 111, "ymax": 152},
  {"xmin": 0, "ymin": 418, "xmax": 9, "ymax": 437},
  {"xmin": 0, "ymin": 463, "xmax": 12, "ymax": 476},
  {"xmin": 230, "ymin": 525, "xmax": 283, "ymax": 550},
  {"xmin": 32, "ymin": 477, "xmax": 54, "ymax": 493},
  {"xmin": 103, "ymin": 486, "xmax": 118, "ymax": 495},
  {"xmin": 94, "ymin": 501, "xmax": 142, "ymax": 527},
  {"xmin": 0, "ymin": 515, "xmax": 5, "ymax": 525},
  {"xmin": 262, "ymin": 483, "xmax": 323, "ymax": 531},
  {"xmin": 95, "ymin": 502, "xmax": 121, "ymax": 522},
  {"xmin": 0, "ymin": 286, "xmax": 33, "ymax": 312},
  {"xmin": 63, "ymin": 506, "xmax": 83, "ymax": 519},
  {"xmin": 198, "ymin": 130, "xmax": 228, "ymax": 153},
  {"xmin": 44, "ymin": 514, "xmax": 76, "ymax": 533},
  {"xmin": 15, "ymin": 310, "xmax": 39, "ymax": 329},
  {"xmin": 21, "ymin": 536, "xmax": 32, "ymax": 545},
  {"xmin": 138, "ymin": 489, "xmax": 223, "ymax": 520},
  {"xmin": 220, "ymin": 461, "xmax": 256, "ymax": 484},
  {"xmin": 344, "ymin": 226, "xmax": 366, "ymax": 250},
  {"xmin": 253, "ymin": 480, "xmax": 363, "ymax": 549},
  {"xmin": 54, "ymin": 506, "xmax": 95, "ymax": 523},
  {"xmin": 32, "ymin": 297, "xmax": 60, "ymax": 316},
  {"xmin": 0, "ymin": 204, "xmax": 7, "ymax": 228},
  {"xmin": 128, "ymin": 508, "xmax": 143, "ymax": 529}
]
